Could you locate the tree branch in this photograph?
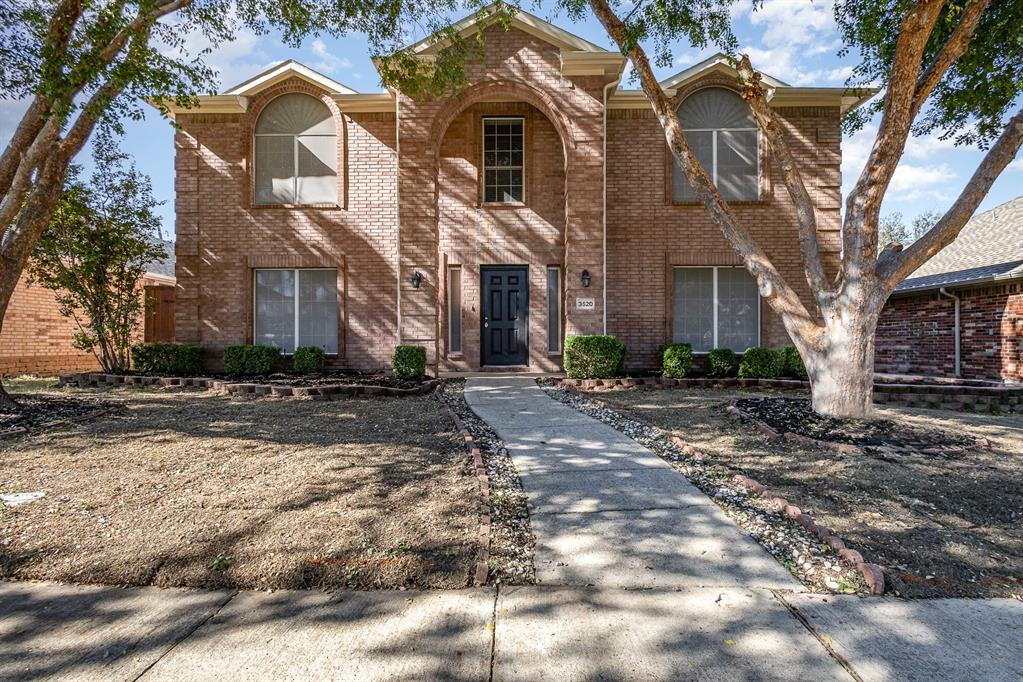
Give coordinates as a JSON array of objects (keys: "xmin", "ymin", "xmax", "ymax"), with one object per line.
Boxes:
[
  {"xmin": 736, "ymin": 55, "xmax": 830, "ymax": 297},
  {"xmin": 878, "ymin": 105, "xmax": 1023, "ymax": 289},
  {"xmin": 587, "ymin": 0, "xmax": 821, "ymax": 338},
  {"xmin": 911, "ymin": 0, "xmax": 991, "ymax": 119},
  {"xmin": 842, "ymin": 0, "xmax": 945, "ymax": 272}
]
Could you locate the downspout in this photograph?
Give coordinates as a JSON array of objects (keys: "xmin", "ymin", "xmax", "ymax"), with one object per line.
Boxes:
[
  {"xmin": 601, "ymin": 77, "xmax": 619, "ymax": 335},
  {"xmin": 395, "ymin": 93, "xmax": 402, "ymax": 346},
  {"xmin": 939, "ymin": 287, "xmax": 961, "ymax": 377}
]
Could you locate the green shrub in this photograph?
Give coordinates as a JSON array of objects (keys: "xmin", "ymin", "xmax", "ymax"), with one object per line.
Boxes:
[
  {"xmin": 223, "ymin": 344, "xmax": 281, "ymax": 375},
  {"xmin": 292, "ymin": 346, "xmax": 325, "ymax": 374},
  {"xmin": 779, "ymin": 345, "xmax": 808, "ymax": 379},
  {"xmin": 131, "ymin": 342, "xmax": 206, "ymax": 375},
  {"xmin": 738, "ymin": 347, "xmax": 781, "ymax": 379},
  {"xmin": 563, "ymin": 335, "xmax": 626, "ymax": 379},
  {"xmin": 660, "ymin": 343, "xmax": 693, "ymax": 379},
  {"xmin": 391, "ymin": 345, "xmax": 427, "ymax": 380},
  {"xmin": 707, "ymin": 348, "xmax": 737, "ymax": 377}
]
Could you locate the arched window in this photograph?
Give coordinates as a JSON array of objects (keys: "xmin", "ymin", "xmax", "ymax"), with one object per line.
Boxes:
[
  {"xmin": 254, "ymin": 93, "xmax": 337, "ymax": 205},
  {"xmin": 672, "ymin": 88, "xmax": 759, "ymax": 202}
]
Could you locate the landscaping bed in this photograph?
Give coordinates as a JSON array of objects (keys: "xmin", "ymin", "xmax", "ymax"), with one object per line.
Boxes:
[
  {"xmin": 565, "ymin": 383, "xmax": 1023, "ymax": 599},
  {"xmin": 0, "ymin": 380, "xmax": 479, "ymax": 591}
]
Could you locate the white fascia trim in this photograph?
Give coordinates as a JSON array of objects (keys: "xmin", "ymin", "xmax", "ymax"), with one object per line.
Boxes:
[
  {"xmin": 657, "ymin": 53, "xmax": 789, "ymax": 91},
  {"xmin": 225, "ymin": 60, "xmax": 358, "ymax": 97}
]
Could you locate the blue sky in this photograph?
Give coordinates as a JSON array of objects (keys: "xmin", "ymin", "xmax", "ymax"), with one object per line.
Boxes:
[{"xmin": 3, "ymin": 0, "xmax": 1020, "ymax": 237}]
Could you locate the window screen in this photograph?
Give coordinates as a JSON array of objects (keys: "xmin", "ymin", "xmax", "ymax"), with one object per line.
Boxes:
[
  {"xmin": 255, "ymin": 93, "xmax": 337, "ymax": 205},
  {"xmin": 483, "ymin": 118, "xmax": 524, "ymax": 203},
  {"xmin": 672, "ymin": 88, "xmax": 759, "ymax": 202},
  {"xmin": 672, "ymin": 266, "xmax": 759, "ymax": 352},
  {"xmin": 448, "ymin": 267, "xmax": 462, "ymax": 354},
  {"xmin": 254, "ymin": 269, "xmax": 338, "ymax": 353},
  {"xmin": 547, "ymin": 267, "xmax": 561, "ymax": 353}
]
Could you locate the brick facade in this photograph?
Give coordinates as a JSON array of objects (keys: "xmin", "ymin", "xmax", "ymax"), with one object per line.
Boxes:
[
  {"xmin": 172, "ymin": 24, "xmax": 848, "ymax": 373},
  {"xmin": 877, "ymin": 281, "xmax": 1023, "ymax": 382}
]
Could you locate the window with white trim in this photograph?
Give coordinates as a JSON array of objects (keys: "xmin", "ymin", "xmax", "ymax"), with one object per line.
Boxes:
[
  {"xmin": 672, "ymin": 266, "xmax": 759, "ymax": 352},
  {"xmin": 672, "ymin": 88, "xmax": 759, "ymax": 202},
  {"xmin": 547, "ymin": 266, "xmax": 561, "ymax": 354},
  {"xmin": 254, "ymin": 93, "xmax": 337, "ymax": 205},
  {"xmin": 483, "ymin": 117, "xmax": 524, "ymax": 203},
  {"xmin": 254, "ymin": 269, "xmax": 338, "ymax": 354},
  {"xmin": 448, "ymin": 267, "xmax": 462, "ymax": 354}
]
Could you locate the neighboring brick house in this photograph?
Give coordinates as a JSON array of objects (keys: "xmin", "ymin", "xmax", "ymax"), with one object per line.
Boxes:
[
  {"xmin": 877, "ymin": 197, "xmax": 1023, "ymax": 383},
  {"xmin": 0, "ymin": 242, "xmax": 176, "ymax": 375},
  {"xmin": 163, "ymin": 8, "xmax": 870, "ymax": 372}
]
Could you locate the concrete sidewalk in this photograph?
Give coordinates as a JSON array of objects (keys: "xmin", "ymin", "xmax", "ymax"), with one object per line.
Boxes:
[
  {"xmin": 2, "ymin": 581, "xmax": 1021, "ymax": 681},
  {"xmin": 464, "ymin": 377, "xmax": 798, "ymax": 589}
]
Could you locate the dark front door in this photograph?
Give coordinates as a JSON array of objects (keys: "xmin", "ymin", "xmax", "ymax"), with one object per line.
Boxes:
[{"xmin": 481, "ymin": 266, "xmax": 529, "ymax": 366}]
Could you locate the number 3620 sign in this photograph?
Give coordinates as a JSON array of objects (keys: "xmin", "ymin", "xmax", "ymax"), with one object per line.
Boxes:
[{"xmin": 575, "ymin": 297, "xmax": 595, "ymax": 310}]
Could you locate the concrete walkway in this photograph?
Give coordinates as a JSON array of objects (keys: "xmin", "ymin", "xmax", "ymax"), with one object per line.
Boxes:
[
  {"xmin": 3, "ymin": 581, "xmax": 1021, "ymax": 681},
  {"xmin": 464, "ymin": 377, "xmax": 798, "ymax": 589}
]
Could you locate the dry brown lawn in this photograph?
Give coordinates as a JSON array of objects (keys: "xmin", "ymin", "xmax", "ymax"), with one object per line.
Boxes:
[
  {"xmin": 0, "ymin": 380, "xmax": 477, "ymax": 591},
  {"xmin": 582, "ymin": 385, "xmax": 1023, "ymax": 599}
]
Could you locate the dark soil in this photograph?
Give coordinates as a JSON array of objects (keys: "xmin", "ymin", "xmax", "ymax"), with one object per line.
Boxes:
[
  {"xmin": 0, "ymin": 393, "xmax": 114, "ymax": 431},
  {"xmin": 581, "ymin": 386, "xmax": 1023, "ymax": 599},
  {"xmin": 143, "ymin": 371, "xmax": 431, "ymax": 390},
  {"xmin": 734, "ymin": 397, "xmax": 979, "ymax": 450}
]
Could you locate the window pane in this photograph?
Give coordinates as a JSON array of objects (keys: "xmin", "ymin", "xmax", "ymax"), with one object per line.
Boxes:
[
  {"xmin": 671, "ymin": 130, "xmax": 713, "ymax": 202},
  {"xmin": 296, "ymin": 135, "xmax": 337, "ymax": 204},
  {"xmin": 672, "ymin": 268, "xmax": 714, "ymax": 352},
  {"xmin": 255, "ymin": 269, "xmax": 295, "ymax": 353},
  {"xmin": 448, "ymin": 268, "xmax": 462, "ymax": 354},
  {"xmin": 298, "ymin": 269, "xmax": 338, "ymax": 354},
  {"xmin": 547, "ymin": 267, "xmax": 561, "ymax": 353},
  {"xmin": 716, "ymin": 267, "xmax": 759, "ymax": 352},
  {"xmin": 255, "ymin": 136, "xmax": 296, "ymax": 204},
  {"xmin": 676, "ymin": 88, "xmax": 756, "ymax": 130},
  {"xmin": 255, "ymin": 93, "xmax": 335, "ymax": 135},
  {"xmin": 718, "ymin": 130, "xmax": 758, "ymax": 201},
  {"xmin": 483, "ymin": 119, "xmax": 524, "ymax": 203}
]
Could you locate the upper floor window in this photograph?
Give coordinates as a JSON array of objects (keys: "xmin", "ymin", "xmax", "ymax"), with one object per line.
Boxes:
[
  {"xmin": 483, "ymin": 117, "xmax": 524, "ymax": 203},
  {"xmin": 672, "ymin": 88, "xmax": 759, "ymax": 202},
  {"xmin": 254, "ymin": 93, "xmax": 337, "ymax": 205}
]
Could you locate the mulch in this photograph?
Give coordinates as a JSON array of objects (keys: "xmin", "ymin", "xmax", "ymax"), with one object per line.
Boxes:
[
  {"xmin": 733, "ymin": 397, "xmax": 978, "ymax": 451},
  {"xmin": 0, "ymin": 393, "xmax": 114, "ymax": 431},
  {"xmin": 140, "ymin": 371, "xmax": 430, "ymax": 390}
]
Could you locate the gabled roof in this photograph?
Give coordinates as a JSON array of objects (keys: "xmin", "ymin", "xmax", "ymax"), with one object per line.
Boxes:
[
  {"xmin": 407, "ymin": 3, "xmax": 611, "ymax": 55},
  {"xmin": 896, "ymin": 196, "xmax": 1023, "ymax": 292},
  {"xmin": 225, "ymin": 60, "xmax": 358, "ymax": 97},
  {"xmin": 658, "ymin": 52, "xmax": 789, "ymax": 91}
]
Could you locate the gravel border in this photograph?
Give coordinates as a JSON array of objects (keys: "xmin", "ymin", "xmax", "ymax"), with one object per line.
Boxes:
[
  {"xmin": 539, "ymin": 381, "xmax": 876, "ymax": 595},
  {"xmin": 441, "ymin": 379, "xmax": 535, "ymax": 585}
]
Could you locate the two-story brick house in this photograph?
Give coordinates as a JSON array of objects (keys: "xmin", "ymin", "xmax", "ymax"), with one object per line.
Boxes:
[{"xmin": 164, "ymin": 8, "xmax": 869, "ymax": 372}]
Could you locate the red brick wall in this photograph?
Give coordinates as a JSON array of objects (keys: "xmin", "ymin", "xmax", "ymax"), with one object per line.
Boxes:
[
  {"xmin": 606, "ymin": 93, "xmax": 843, "ymax": 369},
  {"xmin": 877, "ymin": 282, "xmax": 1023, "ymax": 382},
  {"xmin": 174, "ymin": 80, "xmax": 399, "ymax": 371}
]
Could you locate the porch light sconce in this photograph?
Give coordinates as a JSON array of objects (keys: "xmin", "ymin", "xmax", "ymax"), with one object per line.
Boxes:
[
  {"xmin": 410, "ymin": 270, "xmax": 423, "ymax": 289},
  {"xmin": 581, "ymin": 269, "xmax": 592, "ymax": 288}
]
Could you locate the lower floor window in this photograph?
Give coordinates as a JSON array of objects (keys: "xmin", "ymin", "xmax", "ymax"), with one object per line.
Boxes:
[
  {"xmin": 547, "ymin": 266, "xmax": 561, "ymax": 353},
  {"xmin": 672, "ymin": 266, "xmax": 759, "ymax": 352},
  {"xmin": 254, "ymin": 268, "xmax": 338, "ymax": 354}
]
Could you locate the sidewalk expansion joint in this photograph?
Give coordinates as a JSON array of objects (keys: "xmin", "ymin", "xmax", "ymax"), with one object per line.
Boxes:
[
  {"xmin": 770, "ymin": 589, "xmax": 863, "ymax": 682},
  {"xmin": 488, "ymin": 585, "xmax": 500, "ymax": 682}
]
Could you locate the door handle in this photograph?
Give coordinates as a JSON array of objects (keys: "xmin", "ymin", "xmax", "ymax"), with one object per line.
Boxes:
[{"xmin": 483, "ymin": 316, "xmax": 489, "ymax": 328}]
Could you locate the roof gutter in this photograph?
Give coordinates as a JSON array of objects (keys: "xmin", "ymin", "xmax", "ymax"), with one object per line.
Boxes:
[{"xmin": 938, "ymin": 287, "xmax": 961, "ymax": 377}]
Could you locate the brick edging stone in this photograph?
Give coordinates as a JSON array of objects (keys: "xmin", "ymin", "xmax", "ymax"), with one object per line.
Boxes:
[
  {"xmin": 434, "ymin": 382, "xmax": 491, "ymax": 587},
  {"xmin": 562, "ymin": 386, "xmax": 885, "ymax": 595},
  {"xmin": 59, "ymin": 372, "xmax": 441, "ymax": 399}
]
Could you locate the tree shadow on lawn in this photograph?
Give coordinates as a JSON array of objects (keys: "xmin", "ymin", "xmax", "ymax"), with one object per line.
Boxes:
[
  {"xmin": 585, "ymin": 386, "xmax": 1023, "ymax": 598},
  {"xmin": 0, "ymin": 390, "xmax": 480, "ymax": 592}
]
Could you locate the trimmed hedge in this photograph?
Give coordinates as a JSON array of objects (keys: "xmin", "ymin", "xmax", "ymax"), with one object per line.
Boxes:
[
  {"xmin": 131, "ymin": 342, "xmax": 205, "ymax": 375},
  {"xmin": 223, "ymin": 344, "xmax": 281, "ymax": 375},
  {"xmin": 391, "ymin": 345, "xmax": 427, "ymax": 380},
  {"xmin": 660, "ymin": 342, "xmax": 693, "ymax": 379},
  {"xmin": 292, "ymin": 346, "xmax": 325, "ymax": 374},
  {"xmin": 779, "ymin": 345, "xmax": 808, "ymax": 379},
  {"xmin": 738, "ymin": 347, "xmax": 781, "ymax": 379},
  {"xmin": 707, "ymin": 348, "xmax": 737, "ymax": 377},
  {"xmin": 563, "ymin": 335, "xmax": 625, "ymax": 379}
]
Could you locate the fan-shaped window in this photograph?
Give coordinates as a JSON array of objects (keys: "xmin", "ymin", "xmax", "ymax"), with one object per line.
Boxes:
[
  {"xmin": 672, "ymin": 88, "xmax": 759, "ymax": 202},
  {"xmin": 254, "ymin": 93, "xmax": 337, "ymax": 205}
]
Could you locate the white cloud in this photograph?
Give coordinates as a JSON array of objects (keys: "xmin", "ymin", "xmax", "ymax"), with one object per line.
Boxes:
[
  {"xmin": 889, "ymin": 163, "xmax": 956, "ymax": 194},
  {"xmin": 157, "ymin": 19, "xmax": 271, "ymax": 91},
  {"xmin": 311, "ymin": 38, "xmax": 354, "ymax": 75},
  {"xmin": 841, "ymin": 123, "xmax": 957, "ymax": 202},
  {"xmin": 744, "ymin": 0, "xmax": 836, "ymax": 48},
  {"xmin": 1008, "ymin": 155, "xmax": 1023, "ymax": 172}
]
